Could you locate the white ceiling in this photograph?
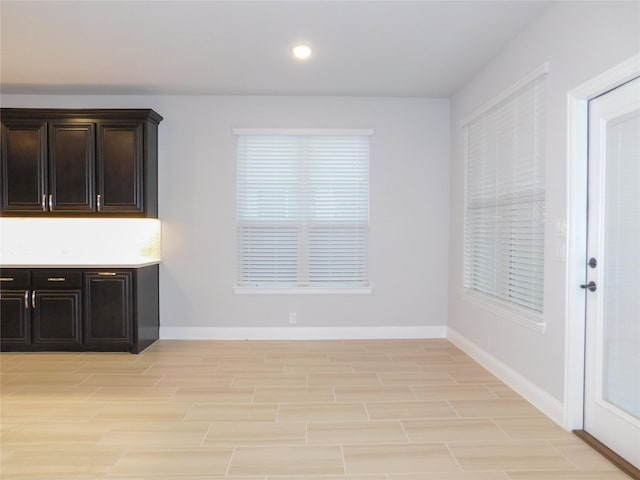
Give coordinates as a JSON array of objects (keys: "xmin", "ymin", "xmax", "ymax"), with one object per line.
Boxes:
[{"xmin": 0, "ymin": 1, "xmax": 552, "ymax": 97}]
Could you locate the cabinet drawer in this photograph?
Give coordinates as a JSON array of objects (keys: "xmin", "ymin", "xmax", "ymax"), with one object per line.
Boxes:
[
  {"xmin": 0, "ymin": 269, "xmax": 30, "ymax": 289},
  {"xmin": 32, "ymin": 270, "xmax": 82, "ymax": 289}
]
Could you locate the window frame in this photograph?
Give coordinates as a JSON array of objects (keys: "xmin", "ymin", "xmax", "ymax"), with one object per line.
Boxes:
[
  {"xmin": 234, "ymin": 128, "xmax": 373, "ymax": 294},
  {"xmin": 461, "ymin": 64, "xmax": 548, "ymax": 332}
]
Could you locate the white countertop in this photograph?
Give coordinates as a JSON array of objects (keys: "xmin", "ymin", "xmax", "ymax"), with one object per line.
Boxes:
[{"xmin": 0, "ymin": 260, "xmax": 160, "ymax": 269}]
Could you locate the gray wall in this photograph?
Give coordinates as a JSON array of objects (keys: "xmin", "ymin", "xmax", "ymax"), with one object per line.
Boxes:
[
  {"xmin": 448, "ymin": 1, "xmax": 640, "ymax": 402},
  {"xmin": 1, "ymin": 94, "xmax": 451, "ymax": 336}
]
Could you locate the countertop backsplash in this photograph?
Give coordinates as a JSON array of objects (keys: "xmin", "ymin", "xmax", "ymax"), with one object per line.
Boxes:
[{"xmin": 0, "ymin": 218, "xmax": 161, "ymax": 267}]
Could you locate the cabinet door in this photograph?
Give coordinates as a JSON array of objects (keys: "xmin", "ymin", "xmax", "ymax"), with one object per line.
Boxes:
[
  {"xmin": 84, "ymin": 271, "xmax": 132, "ymax": 346},
  {"xmin": 32, "ymin": 290, "xmax": 82, "ymax": 345},
  {"xmin": 0, "ymin": 290, "xmax": 31, "ymax": 346},
  {"xmin": 0, "ymin": 270, "xmax": 31, "ymax": 346},
  {"xmin": 96, "ymin": 122, "xmax": 144, "ymax": 215},
  {"xmin": 48, "ymin": 121, "xmax": 95, "ymax": 213},
  {"xmin": 0, "ymin": 119, "xmax": 48, "ymax": 214}
]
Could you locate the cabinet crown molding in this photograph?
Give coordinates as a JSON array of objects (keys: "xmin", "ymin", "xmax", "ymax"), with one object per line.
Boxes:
[{"xmin": 1, "ymin": 108, "xmax": 163, "ymax": 124}]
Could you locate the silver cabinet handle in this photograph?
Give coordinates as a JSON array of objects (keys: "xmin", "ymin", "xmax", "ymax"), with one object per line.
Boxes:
[
  {"xmin": 31, "ymin": 291, "xmax": 36, "ymax": 309},
  {"xmin": 97, "ymin": 194, "xmax": 102, "ymax": 212},
  {"xmin": 42, "ymin": 194, "xmax": 47, "ymax": 211},
  {"xmin": 97, "ymin": 272, "xmax": 117, "ymax": 276},
  {"xmin": 47, "ymin": 277, "xmax": 66, "ymax": 282},
  {"xmin": 24, "ymin": 290, "xmax": 29, "ymax": 309},
  {"xmin": 0, "ymin": 277, "xmax": 14, "ymax": 282},
  {"xmin": 48, "ymin": 194, "xmax": 53, "ymax": 211}
]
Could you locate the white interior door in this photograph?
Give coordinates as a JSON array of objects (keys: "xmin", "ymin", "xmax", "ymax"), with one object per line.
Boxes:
[{"xmin": 584, "ymin": 76, "xmax": 640, "ymax": 469}]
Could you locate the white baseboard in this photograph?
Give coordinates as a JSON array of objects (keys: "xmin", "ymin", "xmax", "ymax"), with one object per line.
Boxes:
[
  {"xmin": 160, "ymin": 325, "xmax": 447, "ymax": 341},
  {"xmin": 447, "ymin": 328, "xmax": 565, "ymax": 427}
]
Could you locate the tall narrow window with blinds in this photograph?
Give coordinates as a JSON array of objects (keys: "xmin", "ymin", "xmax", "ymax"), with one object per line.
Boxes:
[
  {"xmin": 463, "ymin": 69, "xmax": 546, "ymax": 320},
  {"xmin": 235, "ymin": 130, "xmax": 371, "ymax": 291}
]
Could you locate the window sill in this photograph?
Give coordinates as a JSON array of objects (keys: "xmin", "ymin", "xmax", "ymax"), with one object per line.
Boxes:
[
  {"xmin": 460, "ymin": 289, "xmax": 546, "ymax": 334},
  {"xmin": 234, "ymin": 286, "xmax": 373, "ymax": 295}
]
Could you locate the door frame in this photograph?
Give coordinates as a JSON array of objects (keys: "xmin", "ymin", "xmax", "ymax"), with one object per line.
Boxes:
[{"xmin": 565, "ymin": 53, "xmax": 640, "ymax": 430}]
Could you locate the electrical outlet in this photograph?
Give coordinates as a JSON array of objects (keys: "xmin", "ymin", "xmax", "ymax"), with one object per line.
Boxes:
[{"xmin": 289, "ymin": 312, "xmax": 297, "ymax": 324}]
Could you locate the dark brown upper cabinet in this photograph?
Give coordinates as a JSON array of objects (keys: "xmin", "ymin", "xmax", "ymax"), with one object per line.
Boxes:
[
  {"xmin": 97, "ymin": 121, "xmax": 143, "ymax": 214},
  {"xmin": 49, "ymin": 121, "xmax": 96, "ymax": 213},
  {"xmin": 0, "ymin": 119, "xmax": 48, "ymax": 213},
  {"xmin": 0, "ymin": 109, "xmax": 162, "ymax": 217}
]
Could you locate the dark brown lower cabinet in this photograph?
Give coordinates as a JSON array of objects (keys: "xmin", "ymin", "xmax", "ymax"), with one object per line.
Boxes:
[
  {"xmin": 1, "ymin": 270, "xmax": 31, "ymax": 346},
  {"xmin": 32, "ymin": 290, "xmax": 82, "ymax": 346},
  {"xmin": 0, "ymin": 265, "xmax": 158, "ymax": 353},
  {"xmin": 84, "ymin": 271, "xmax": 132, "ymax": 347},
  {"xmin": 30, "ymin": 269, "xmax": 83, "ymax": 347},
  {"xmin": 0, "ymin": 290, "xmax": 31, "ymax": 345}
]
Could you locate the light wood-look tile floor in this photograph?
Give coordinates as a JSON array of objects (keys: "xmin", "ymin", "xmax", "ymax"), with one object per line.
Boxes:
[{"xmin": 0, "ymin": 339, "xmax": 630, "ymax": 479}]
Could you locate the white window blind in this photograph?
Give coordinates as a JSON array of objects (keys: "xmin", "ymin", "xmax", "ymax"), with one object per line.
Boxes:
[
  {"xmin": 236, "ymin": 131, "xmax": 370, "ymax": 289},
  {"xmin": 464, "ymin": 72, "xmax": 546, "ymax": 316}
]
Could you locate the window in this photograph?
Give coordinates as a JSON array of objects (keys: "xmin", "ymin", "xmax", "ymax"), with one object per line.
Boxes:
[
  {"xmin": 235, "ymin": 129, "xmax": 371, "ymax": 292},
  {"xmin": 463, "ymin": 66, "xmax": 546, "ymax": 320}
]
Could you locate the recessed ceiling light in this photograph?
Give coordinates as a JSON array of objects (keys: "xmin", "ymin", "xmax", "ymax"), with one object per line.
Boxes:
[{"xmin": 292, "ymin": 45, "xmax": 312, "ymax": 60}]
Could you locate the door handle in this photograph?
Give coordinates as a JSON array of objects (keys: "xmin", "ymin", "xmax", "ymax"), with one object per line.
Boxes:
[
  {"xmin": 31, "ymin": 290, "xmax": 37, "ymax": 308},
  {"xmin": 580, "ymin": 281, "xmax": 597, "ymax": 292},
  {"xmin": 24, "ymin": 290, "xmax": 30, "ymax": 309}
]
